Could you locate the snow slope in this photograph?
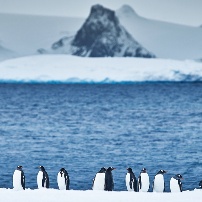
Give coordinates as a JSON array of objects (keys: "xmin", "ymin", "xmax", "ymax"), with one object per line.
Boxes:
[
  {"xmin": 0, "ymin": 189, "xmax": 201, "ymax": 202},
  {"xmin": 116, "ymin": 5, "xmax": 202, "ymax": 60},
  {"xmin": 0, "ymin": 55, "xmax": 202, "ymax": 83},
  {"xmin": 0, "ymin": 13, "xmax": 84, "ymax": 55},
  {"xmin": 0, "ymin": 45, "xmax": 18, "ymax": 61}
]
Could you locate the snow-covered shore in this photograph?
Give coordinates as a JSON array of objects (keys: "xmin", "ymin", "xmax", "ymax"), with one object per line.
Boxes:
[
  {"xmin": 0, "ymin": 55, "xmax": 202, "ymax": 83},
  {"xmin": 0, "ymin": 188, "xmax": 201, "ymax": 202}
]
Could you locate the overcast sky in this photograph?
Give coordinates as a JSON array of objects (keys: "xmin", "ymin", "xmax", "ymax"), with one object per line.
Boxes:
[{"xmin": 0, "ymin": 0, "xmax": 202, "ymax": 26}]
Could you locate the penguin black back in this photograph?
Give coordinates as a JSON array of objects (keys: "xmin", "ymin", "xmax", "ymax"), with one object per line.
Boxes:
[{"xmin": 104, "ymin": 167, "xmax": 115, "ymax": 191}]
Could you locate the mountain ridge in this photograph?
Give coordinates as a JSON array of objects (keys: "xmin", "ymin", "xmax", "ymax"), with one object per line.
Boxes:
[{"xmin": 49, "ymin": 4, "xmax": 155, "ymax": 58}]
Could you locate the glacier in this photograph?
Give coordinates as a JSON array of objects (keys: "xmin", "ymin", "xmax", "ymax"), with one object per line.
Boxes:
[{"xmin": 0, "ymin": 55, "xmax": 202, "ymax": 83}]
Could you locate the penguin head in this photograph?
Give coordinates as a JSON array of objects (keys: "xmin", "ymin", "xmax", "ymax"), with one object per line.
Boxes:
[
  {"xmin": 141, "ymin": 168, "xmax": 147, "ymax": 173},
  {"xmin": 175, "ymin": 174, "xmax": 183, "ymax": 180},
  {"xmin": 127, "ymin": 167, "xmax": 133, "ymax": 173},
  {"xmin": 99, "ymin": 167, "xmax": 106, "ymax": 173},
  {"xmin": 157, "ymin": 169, "xmax": 167, "ymax": 175},
  {"xmin": 60, "ymin": 168, "xmax": 66, "ymax": 172},
  {"xmin": 107, "ymin": 167, "xmax": 116, "ymax": 171},
  {"xmin": 17, "ymin": 165, "xmax": 23, "ymax": 170},
  {"xmin": 39, "ymin": 166, "xmax": 45, "ymax": 171}
]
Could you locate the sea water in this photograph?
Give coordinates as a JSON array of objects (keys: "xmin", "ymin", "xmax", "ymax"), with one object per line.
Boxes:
[{"xmin": 0, "ymin": 83, "xmax": 201, "ymax": 191}]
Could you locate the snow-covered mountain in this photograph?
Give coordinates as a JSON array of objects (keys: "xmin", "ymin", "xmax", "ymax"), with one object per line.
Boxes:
[
  {"xmin": 49, "ymin": 5, "xmax": 155, "ymax": 58},
  {"xmin": 0, "ymin": 4, "xmax": 202, "ymax": 60},
  {"xmin": 116, "ymin": 5, "xmax": 202, "ymax": 60},
  {"xmin": 0, "ymin": 13, "xmax": 84, "ymax": 55}
]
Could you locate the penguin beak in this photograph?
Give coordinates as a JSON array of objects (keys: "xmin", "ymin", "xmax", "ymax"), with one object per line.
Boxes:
[{"xmin": 112, "ymin": 168, "xmax": 116, "ymax": 170}]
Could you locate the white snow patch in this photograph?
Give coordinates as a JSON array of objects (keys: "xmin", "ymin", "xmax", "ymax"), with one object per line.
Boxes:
[
  {"xmin": 0, "ymin": 55, "xmax": 202, "ymax": 83},
  {"xmin": 0, "ymin": 189, "xmax": 201, "ymax": 202}
]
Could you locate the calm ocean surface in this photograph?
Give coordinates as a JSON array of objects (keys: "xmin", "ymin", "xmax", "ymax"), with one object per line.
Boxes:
[{"xmin": 0, "ymin": 83, "xmax": 202, "ymax": 191}]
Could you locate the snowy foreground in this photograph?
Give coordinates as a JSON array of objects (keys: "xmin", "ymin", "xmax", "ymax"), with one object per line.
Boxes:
[
  {"xmin": 0, "ymin": 55, "xmax": 202, "ymax": 83},
  {"xmin": 0, "ymin": 188, "xmax": 201, "ymax": 202}
]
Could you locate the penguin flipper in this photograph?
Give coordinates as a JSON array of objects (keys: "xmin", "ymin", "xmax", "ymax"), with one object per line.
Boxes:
[
  {"xmin": 138, "ymin": 175, "xmax": 142, "ymax": 190},
  {"xmin": 152, "ymin": 179, "xmax": 154, "ymax": 191},
  {"xmin": 21, "ymin": 171, "xmax": 25, "ymax": 190},
  {"xmin": 178, "ymin": 180, "xmax": 182, "ymax": 192},
  {"xmin": 129, "ymin": 181, "xmax": 133, "ymax": 189},
  {"xmin": 92, "ymin": 177, "xmax": 95, "ymax": 189},
  {"xmin": 134, "ymin": 178, "xmax": 138, "ymax": 192},
  {"xmin": 64, "ymin": 170, "xmax": 70, "ymax": 190}
]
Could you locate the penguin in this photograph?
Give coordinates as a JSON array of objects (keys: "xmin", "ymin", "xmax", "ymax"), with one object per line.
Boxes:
[
  {"xmin": 92, "ymin": 167, "xmax": 106, "ymax": 190},
  {"xmin": 37, "ymin": 166, "xmax": 49, "ymax": 188},
  {"xmin": 138, "ymin": 168, "xmax": 150, "ymax": 192},
  {"xmin": 57, "ymin": 168, "xmax": 70, "ymax": 190},
  {"xmin": 153, "ymin": 170, "xmax": 167, "ymax": 192},
  {"xmin": 104, "ymin": 167, "xmax": 116, "ymax": 191},
  {"xmin": 199, "ymin": 180, "xmax": 202, "ymax": 188},
  {"xmin": 170, "ymin": 174, "xmax": 183, "ymax": 192},
  {"xmin": 13, "ymin": 165, "xmax": 25, "ymax": 190},
  {"xmin": 125, "ymin": 167, "xmax": 138, "ymax": 191}
]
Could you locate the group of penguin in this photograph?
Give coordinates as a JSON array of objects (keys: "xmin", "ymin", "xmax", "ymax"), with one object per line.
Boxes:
[
  {"xmin": 13, "ymin": 166, "xmax": 69, "ymax": 191},
  {"xmin": 93, "ymin": 167, "xmax": 183, "ymax": 192},
  {"xmin": 13, "ymin": 165, "xmax": 202, "ymax": 192}
]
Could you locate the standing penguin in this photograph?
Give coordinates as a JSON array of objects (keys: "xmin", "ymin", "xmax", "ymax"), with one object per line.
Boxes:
[
  {"xmin": 92, "ymin": 167, "xmax": 106, "ymax": 190},
  {"xmin": 104, "ymin": 167, "xmax": 116, "ymax": 191},
  {"xmin": 170, "ymin": 174, "xmax": 183, "ymax": 192},
  {"xmin": 57, "ymin": 168, "xmax": 70, "ymax": 190},
  {"xmin": 13, "ymin": 165, "xmax": 25, "ymax": 190},
  {"xmin": 126, "ymin": 167, "xmax": 138, "ymax": 191},
  {"xmin": 37, "ymin": 166, "xmax": 49, "ymax": 188},
  {"xmin": 138, "ymin": 168, "xmax": 150, "ymax": 192},
  {"xmin": 153, "ymin": 170, "xmax": 167, "ymax": 192}
]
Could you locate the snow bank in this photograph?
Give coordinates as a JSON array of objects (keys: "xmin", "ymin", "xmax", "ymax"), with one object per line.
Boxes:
[
  {"xmin": 0, "ymin": 188, "xmax": 201, "ymax": 202},
  {"xmin": 0, "ymin": 55, "xmax": 202, "ymax": 83}
]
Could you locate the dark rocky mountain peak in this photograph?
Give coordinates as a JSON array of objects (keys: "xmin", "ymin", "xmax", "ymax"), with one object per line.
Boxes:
[{"xmin": 71, "ymin": 4, "xmax": 155, "ymax": 57}]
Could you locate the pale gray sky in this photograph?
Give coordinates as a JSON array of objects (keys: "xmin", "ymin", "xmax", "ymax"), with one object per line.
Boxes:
[{"xmin": 0, "ymin": 0, "xmax": 202, "ymax": 26}]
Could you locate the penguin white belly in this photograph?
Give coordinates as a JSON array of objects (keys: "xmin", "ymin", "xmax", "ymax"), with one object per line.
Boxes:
[
  {"xmin": 13, "ymin": 170, "xmax": 23, "ymax": 190},
  {"xmin": 126, "ymin": 173, "xmax": 133, "ymax": 191},
  {"xmin": 57, "ymin": 172, "xmax": 66, "ymax": 190},
  {"xmin": 170, "ymin": 177, "xmax": 180, "ymax": 192},
  {"xmin": 139, "ymin": 173, "xmax": 150, "ymax": 192},
  {"xmin": 153, "ymin": 174, "xmax": 164, "ymax": 192},
  {"xmin": 37, "ymin": 171, "xmax": 44, "ymax": 189},
  {"xmin": 92, "ymin": 173, "xmax": 105, "ymax": 190}
]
